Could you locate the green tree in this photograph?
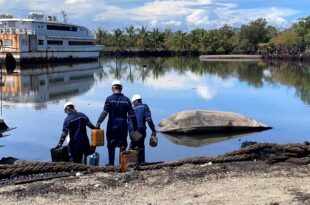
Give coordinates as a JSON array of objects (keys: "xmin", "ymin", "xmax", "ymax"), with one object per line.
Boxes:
[
  {"xmin": 273, "ymin": 30, "xmax": 303, "ymax": 53},
  {"xmin": 292, "ymin": 16, "xmax": 310, "ymax": 50},
  {"xmin": 136, "ymin": 26, "xmax": 148, "ymax": 50},
  {"xmin": 163, "ymin": 29, "xmax": 174, "ymax": 50},
  {"xmin": 219, "ymin": 25, "xmax": 236, "ymax": 38},
  {"xmin": 95, "ymin": 27, "xmax": 108, "ymax": 45},
  {"xmin": 174, "ymin": 31, "xmax": 189, "ymax": 51},
  {"xmin": 125, "ymin": 25, "xmax": 136, "ymax": 49},
  {"xmin": 239, "ymin": 18, "xmax": 270, "ymax": 51},
  {"xmin": 206, "ymin": 30, "xmax": 221, "ymax": 54},
  {"xmin": 305, "ymin": 31, "xmax": 310, "ymax": 49},
  {"xmin": 113, "ymin": 28, "xmax": 124, "ymax": 49},
  {"xmin": 149, "ymin": 28, "xmax": 165, "ymax": 49},
  {"xmin": 293, "ymin": 16, "xmax": 310, "ymax": 37},
  {"xmin": 188, "ymin": 28, "xmax": 206, "ymax": 51},
  {"xmin": 218, "ymin": 25, "xmax": 237, "ymax": 53},
  {"xmin": 267, "ymin": 25, "xmax": 278, "ymax": 39}
]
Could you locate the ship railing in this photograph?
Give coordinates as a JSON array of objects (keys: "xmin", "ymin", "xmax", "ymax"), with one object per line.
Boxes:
[{"xmin": 0, "ymin": 28, "xmax": 35, "ymax": 35}]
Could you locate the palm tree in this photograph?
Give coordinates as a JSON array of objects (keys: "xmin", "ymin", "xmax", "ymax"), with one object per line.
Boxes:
[
  {"xmin": 113, "ymin": 28, "xmax": 124, "ymax": 49},
  {"xmin": 137, "ymin": 26, "xmax": 148, "ymax": 50},
  {"xmin": 149, "ymin": 28, "xmax": 165, "ymax": 50},
  {"xmin": 95, "ymin": 27, "xmax": 108, "ymax": 45},
  {"xmin": 174, "ymin": 31, "xmax": 188, "ymax": 51},
  {"xmin": 125, "ymin": 25, "xmax": 136, "ymax": 49},
  {"xmin": 163, "ymin": 29, "xmax": 174, "ymax": 50}
]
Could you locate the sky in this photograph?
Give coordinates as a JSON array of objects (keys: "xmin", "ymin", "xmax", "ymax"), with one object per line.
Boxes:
[{"xmin": 0, "ymin": 0, "xmax": 309, "ymax": 31}]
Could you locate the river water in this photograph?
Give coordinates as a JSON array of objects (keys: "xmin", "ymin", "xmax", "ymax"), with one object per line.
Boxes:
[{"xmin": 1, "ymin": 57, "xmax": 310, "ymax": 164}]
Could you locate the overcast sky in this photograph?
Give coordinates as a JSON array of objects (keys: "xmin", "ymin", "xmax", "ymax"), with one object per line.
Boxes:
[{"xmin": 0, "ymin": 0, "xmax": 309, "ymax": 31}]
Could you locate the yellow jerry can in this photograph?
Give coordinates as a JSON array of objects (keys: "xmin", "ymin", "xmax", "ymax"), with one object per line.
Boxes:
[
  {"xmin": 120, "ymin": 150, "xmax": 138, "ymax": 172},
  {"xmin": 91, "ymin": 129, "xmax": 104, "ymax": 147}
]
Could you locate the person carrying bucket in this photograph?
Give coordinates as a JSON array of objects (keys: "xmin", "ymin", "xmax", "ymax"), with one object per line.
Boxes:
[
  {"xmin": 56, "ymin": 102, "xmax": 96, "ymax": 163},
  {"xmin": 96, "ymin": 80, "xmax": 138, "ymax": 166},
  {"xmin": 129, "ymin": 94, "xmax": 157, "ymax": 164}
]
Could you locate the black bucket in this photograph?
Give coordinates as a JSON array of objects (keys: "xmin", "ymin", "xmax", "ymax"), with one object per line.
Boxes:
[{"xmin": 50, "ymin": 146, "xmax": 69, "ymax": 162}]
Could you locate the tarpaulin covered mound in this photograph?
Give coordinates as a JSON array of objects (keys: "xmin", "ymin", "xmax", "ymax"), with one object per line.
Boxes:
[{"xmin": 158, "ymin": 110, "xmax": 271, "ymax": 134}]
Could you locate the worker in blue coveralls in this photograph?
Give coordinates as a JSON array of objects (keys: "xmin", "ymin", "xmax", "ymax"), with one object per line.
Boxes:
[
  {"xmin": 129, "ymin": 94, "xmax": 157, "ymax": 164},
  {"xmin": 96, "ymin": 80, "xmax": 138, "ymax": 166},
  {"xmin": 56, "ymin": 102, "xmax": 96, "ymax": 163}
]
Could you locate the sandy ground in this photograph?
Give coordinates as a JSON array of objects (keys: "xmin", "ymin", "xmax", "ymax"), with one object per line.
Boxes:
[{"xmin": 0, "ymin": 161, "xmax": 310, "ymax": 205}]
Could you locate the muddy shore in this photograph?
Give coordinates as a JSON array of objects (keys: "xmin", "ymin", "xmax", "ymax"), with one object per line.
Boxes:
[{"xmin": 0, "ymin": 161, "xmax": 310, "ymax": 205}]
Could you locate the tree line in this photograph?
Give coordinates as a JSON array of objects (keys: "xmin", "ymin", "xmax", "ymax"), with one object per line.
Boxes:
[{"xmin": 95, "ymin": 16, "xmax": 310, "ymax": 55}]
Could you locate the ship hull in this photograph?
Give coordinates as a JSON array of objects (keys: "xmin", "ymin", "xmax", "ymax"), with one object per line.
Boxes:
[{"xmin": 0, "ymin": 49, "xmax": 100, "ymax": 63}]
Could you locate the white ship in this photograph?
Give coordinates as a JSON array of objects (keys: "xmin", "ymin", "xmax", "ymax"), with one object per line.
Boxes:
[{"xmin": 0, "ymin": 12, "xmax": 101, "ymax": 62}]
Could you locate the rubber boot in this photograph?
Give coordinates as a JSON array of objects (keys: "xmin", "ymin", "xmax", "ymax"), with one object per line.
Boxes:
[
  {"xmin": 138, "ymin": 148, "xmax": 145, "ymax": 164},
  {"xmin": 83, "ymin": 155, "xmax": 88, "ymax": 165},
  {"xmin": 108, "ymin": 147, "xmax": 115, "ymax": 166}
]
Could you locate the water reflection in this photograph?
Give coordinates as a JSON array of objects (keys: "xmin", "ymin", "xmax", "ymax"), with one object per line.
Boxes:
[
  {"xmin": 2, "ymin": 57, "xmax": 310, "ymax": 162},
  {"xmin": 0, "ymin": 61, "xmax": 102, "ymax": 109},
  {"xmin": 163, "ymin": 132, "xmax": 258, "ymax": 147},
  {"xmin": 99, "ymin": 57, "xmax": 310, "ymax": 105}
]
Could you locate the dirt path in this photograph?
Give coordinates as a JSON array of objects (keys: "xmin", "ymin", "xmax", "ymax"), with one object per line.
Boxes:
[{"xmin": 0, "ymin": 161, "xmax": 310, "ymax": 205}]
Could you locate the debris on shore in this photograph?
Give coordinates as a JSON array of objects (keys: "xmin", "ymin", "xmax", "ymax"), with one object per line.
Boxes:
[
  {"xmin": 1, "ymin": 161, "xmax": 310, "ymax": 204},
  {"xmin": 1, "ymin": 142, "xmax": 310, "ymax": 204}
]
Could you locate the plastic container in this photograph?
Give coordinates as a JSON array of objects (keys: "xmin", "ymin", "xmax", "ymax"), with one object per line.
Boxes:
[
  {"xmin": 88, "ymin": 152, "xmax": 100, "ymax": 166},
  {"xmin": 120, "ymin": 150, "xmax": 138, "ymax": 172},
  {"xmin": 91, "ymin": 129, "xmax": 104, "ymax": 147},
  {"xmin": 149, "ymin": 135, "xmax": 158, "ymax": 147},
  {"xmin": 130, "ymin": 130, "xmax": 142, "ymax": 141},
  {"xmin": 50, "ymin": 146, "xmax": 69, "ymax": 162}
]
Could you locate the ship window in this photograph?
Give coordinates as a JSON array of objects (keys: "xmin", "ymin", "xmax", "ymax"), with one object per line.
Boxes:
[
  {"xmin": 47, "ymin": 24, "xmax": 77, "ymax": 32},
  {"xmin": 40, "ymin": 80, "xmax": 45, "ymax": 85},
  {"xmin": 3, "ymin": 39, "xmax": 12, "ymax": 47},
  {"xmin": 38, "ymin": 40, "xmax": 44, "ymax": 45},
  {"xmin": 47, "ymin": 40, "xmax": 63, "ymax": 45},
  {"xmin": 22, "ymin": 39, "xmax": 28, "ymax": 45},
  {"xmin": 0, "ymin": 29, "xmax": 4, "ymax": 33},
  {"xmin": 8, "ymin": 22, "xmax": 15, "ymax": 27},
  {"xmin": 49, "ymin": 77, "xmax": 64, "ymax": 83},
  {"xmin": 69, "ymin": 41, "xmax": 94, "ymax": 46}
]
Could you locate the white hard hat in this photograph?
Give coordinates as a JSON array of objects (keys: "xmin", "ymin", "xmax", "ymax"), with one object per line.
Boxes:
[
  {"xmin": 112, "ymin": 80, "xmax": 122, "ymax": 86},
  {"xmin": 64, "ymin": 101, "xmax": 74, "ymax": 110},
  {"xmin": 131, "ymin": 94, "xmax": 142, "ymax": 103}
]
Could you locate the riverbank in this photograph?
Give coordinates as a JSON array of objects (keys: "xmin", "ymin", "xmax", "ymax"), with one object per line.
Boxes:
[
  {"xmin": 100, "ymin": 50, "xmax": 310, "ymax": 62},
  {"xmin": 100, "ymin": 49, "xmax": 199, "ymax": 57},
  {"xmin": 0, "ymin": 161, "xmax": 310, "ymax": 204}
]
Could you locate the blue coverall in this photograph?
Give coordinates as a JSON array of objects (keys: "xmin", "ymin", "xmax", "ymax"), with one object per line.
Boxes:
[
  {"xmin": 62, "ymin": 112, "xmax": 94, "ymax": 163},
  {"xmin": 103, "ymin": 93, "xmax": 136, "ymax": 165},
  {"xmin": 129, "ymin": 102, "xmax": 155, "ymax": 163}
]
